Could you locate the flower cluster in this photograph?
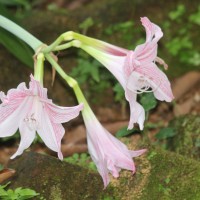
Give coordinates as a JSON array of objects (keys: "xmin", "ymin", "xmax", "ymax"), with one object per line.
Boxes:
[
  {"xmin": 0, "ymin": 16, "xmax": 173, "ymax": 188},
  {"xmin": 68, "ymin": 17, "xmax": 173, "ymax": 187}
]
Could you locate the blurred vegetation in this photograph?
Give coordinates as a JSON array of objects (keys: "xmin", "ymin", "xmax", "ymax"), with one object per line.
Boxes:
[{"xmin": 64, "ymin": 153, "xmax": 97, "ymax": 171}]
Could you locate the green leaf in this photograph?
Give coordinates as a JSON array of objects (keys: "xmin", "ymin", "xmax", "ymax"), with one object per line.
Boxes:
[
  {"xmin": 72, "ymin": 153, "xmax": 79, "ymax": 160},
  {"xmin": 0, "ymin": 182, "xmax": 11, "ymax": 189},
  {"xmin": 0, "ymin": 187, "xmax": 8, "ymax": 197},
  {"xmin": 116, "ymin": 126, "xmax": 139, "ymax": 138},
  {"xmin": 155, "ymin": 127, "xmax": 176, "ymax": 140},
  {"xmin": 189, "ymin": 6, "xmax": 200, "ymax": 25},
  {"xmin": 7, "ymin": 189, "xmax": 18, "ymax": 199},
  {"xmin": 113, "ymin": 83, "xmax": 124, "ymax": 102},
  {"xmin": 140, "ymin": 93, "xmax": 157, "ymax": 112},
  {"xmin": 80, "ymin": 153, "xmax": 88, "ymax": 160},
  {"xmin": 79, "ymin": 17, "xmax": 94, "ymax": 31},
  {"xmin": 17, "ymin": 188, "xmax": 39, "ymax": 199},
  {"xmin": 0, "ymin": 182, "xmax": 39, "ymax": 200},
  {"xmin": 169, "ymin": 4, "xmax": 185, "ymax": 20},
  {"xmin": 0, "ymin": 28, "xmax": 33, "ymax": 68},
  {"xmin": 147, "ymin": 151, "xmax": 157, "ymax": 160}
]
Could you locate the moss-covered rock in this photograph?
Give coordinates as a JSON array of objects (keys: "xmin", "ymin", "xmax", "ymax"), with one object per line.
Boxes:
[
  {"xmin": 6, "ymin": 149, "xmax": 200, "ymax": 200},
  {"xmin": 167, "ymin": 115, "xmax": 200, "ymax": 160},
  {"xmin": 7, "ymin": 152, "xmax": 106, "ymax": 200}
]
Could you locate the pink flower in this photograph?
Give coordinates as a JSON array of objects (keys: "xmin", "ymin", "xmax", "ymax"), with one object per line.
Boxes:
[
  {"xmin": 83, "ymin": 108, "xmax": 146, "ymax": 188},
  {"xmin": 74, "ymin": 17, "xmax": 174, "ymax": 130},
  {"xmin": 0, "ymin": 75, "xmax": 83, "ymax": 159}
]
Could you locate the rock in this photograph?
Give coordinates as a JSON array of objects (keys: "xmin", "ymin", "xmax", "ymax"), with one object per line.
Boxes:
[
  {"xmin": 5, "ymin": 148, "xmax": 200, "ymax": 199},
  {"xmin": 167, "ymin": 115, "xmax": 200, "ymax": 160},
  {"xmin": 7, "ymin": 152, "xmax": 105, "ymax": 200}
]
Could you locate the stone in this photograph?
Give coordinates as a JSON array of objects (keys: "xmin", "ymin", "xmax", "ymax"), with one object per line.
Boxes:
[{"xmin": 5, "ymin": 148, "xmax": 200, "ymax": 199}]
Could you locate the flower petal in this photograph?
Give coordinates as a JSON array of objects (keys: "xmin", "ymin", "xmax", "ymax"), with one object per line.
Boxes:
[
  {"xmin": 6, "ymin": 82, "xmax": 28, "ymax": 100},
  {"xmin": 29, "ymin": 75, "xmax": 48, "ymax": 98},
  {"xmin": 87, "ymin": 132, "xmax": 109, "ymax": 188},
  {"xmin": 84, "ymin": 111, "xmax": 145, "ymax": 187},
  {"xmin": 51, "ymin": 123, "xmax": 65, "ymax": 160},
  {"xmin": 45, "ymin": 102, "xmax": 83, "ymax": 124},
  {"xmin": 135, "ymin": 63, "xmax": 174, "ymax": 102},
  {"xmin": 74, "ymin": 32, "xmax": 128, "ymax": 56},
  {"xmin": 0, "ymin": 98, "xmax": 29, "ymax": 137},
  {"xmin": 10, "ymin": 120, "xmax": 36, "ymax": 159},
  {"xmin": 134, "ymin": 42, "xmax": 158, "ymax": 64},
  {"xmin": 140, "ymin": 17, "xmax": 163, "ymax": 43},
  {"xmin": 130, "ymin": 149, "xmax": 147, "ymax": 157},
  {"xmin": 37, "ymin": 109, "xmax": 64, "ymax": 160},
  {"xmin": 125, "ymin": 89, "xmax": 145, "ymax": 130},
  {"xmin": 81, "ymin": 44, "xmax": 126, "ymax": 87}
]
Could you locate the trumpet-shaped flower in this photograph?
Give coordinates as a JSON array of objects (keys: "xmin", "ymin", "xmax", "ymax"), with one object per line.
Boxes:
[
  {"xmin": 0, "ymin": 75, "xmax": 83, "ymax": 159},
  {"xmin": 82, "ymin": 107, "xmax": 146, "ymax": 188},
  {"xmin": 73, "ymin": 17, "xmax": 174, "ymax": 130}
]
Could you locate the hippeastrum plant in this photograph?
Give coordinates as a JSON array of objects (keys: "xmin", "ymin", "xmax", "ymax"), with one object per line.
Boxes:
[
  {"xmin": 43, "ymin": 17, "xmax": 174, "ymax": 130},
  {"xmin": 0, "ymin": 15, "xmax": 173, "ymax": 188}
]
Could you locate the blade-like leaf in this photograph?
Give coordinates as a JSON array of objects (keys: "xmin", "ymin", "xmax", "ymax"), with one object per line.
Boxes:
[
  {"xmin": 140, "ymin": 93, "xmax": 157, "ymax": 112},
  {"xmin": 155, "ymin": 127, "xmax": 176, "ymax": 140},
  {"xmin": 0, "ymin": 28, "xmax": 33, "ymax": 68}
]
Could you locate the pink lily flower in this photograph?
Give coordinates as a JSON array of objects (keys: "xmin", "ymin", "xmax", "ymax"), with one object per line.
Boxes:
[
  {"xmin": 73, "ymin": 17, "xmax": 174, "ymax": 130},
  {"xmin": 0, "ymin": 75, "xmax": 83, "ymax": 160},
  {"xmin": 83, "ymin": 108, "xmax": 146, "ymax": 188}
]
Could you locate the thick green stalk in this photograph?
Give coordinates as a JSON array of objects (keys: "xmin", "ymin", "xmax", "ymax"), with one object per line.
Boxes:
[
  {"xmin": 45, "ymin": 53, "xmax": 91, "ymax": 115},
  {"xmin": 0, "ymin": 15, "xmax": 42, "ymax": 51},
  {"xmin": 42, "ymin": 31, "xmax": 104, "ymax": 53},
  {"xmin": 34, "ymin": 53, "xmax": 45, "ymax": 85},
  {"xmin": 45, "ymin": 54, "xmax": 75, "ymax": 86}
]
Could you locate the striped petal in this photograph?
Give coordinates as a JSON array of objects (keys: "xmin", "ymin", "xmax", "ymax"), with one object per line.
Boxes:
[
  {"xmin": 0, "ymin": 98, "xmax": 29, "ymax": 137},
  {"xmin": 45, "ymin": 102, "xmax": 83, "ymax": 124},
  {"xmin": 83, "ymin": 111, "xmax": 146, "ymax": 188},
  {"xmin": 125, "ymin": 89, "xmax": 145, "ymax": 130},
  {"xmin": 135, "ymin": 63, "xmax": 174, "ymax": 102},
  {"xmin": 81, "ymin": 44, "xmax": 126, "ymax": 87},
  {"xmin": 10, "ymin": 120, "xmax": 36, "ymax": 159},
  {"xmin": 37, "ymin": 108, "xmax": 65, "ymax": 160}
]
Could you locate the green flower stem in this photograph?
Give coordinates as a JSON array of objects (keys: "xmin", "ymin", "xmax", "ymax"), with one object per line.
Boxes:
[
  {"xmin": 34, "ymin": 53, "xmax": 45, "ymax": 85},
  {"xmin": 53, "ymin": 40, "xmax": 81, "ymax": 51},
  {"xmin": 0, "ymin": 15, "xmax": 42, "ymax": 51},
  {"xmin": 42, "ymin": 31, "xmax": 103, "ymax": 53},
  {"xmin": 42, "ymin": 31, "xmax": 74, "ymax": 53},
  {"xmin": 45, "ymin": 54, "xmax": 91, "ymax": 112}
]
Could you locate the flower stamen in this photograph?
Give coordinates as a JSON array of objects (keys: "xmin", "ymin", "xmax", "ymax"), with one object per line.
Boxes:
[
  {"xmin": 133, "ymin": 76, "xmax": 162, "ymax": 94},
  {"xmin": 24, "ymin": 113, "xmax": 39, "ymax": 131}
]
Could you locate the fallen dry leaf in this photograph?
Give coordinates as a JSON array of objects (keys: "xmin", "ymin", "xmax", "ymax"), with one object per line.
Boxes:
[{"xmin": 0, "ymin": 168, "xmax": 16, "ymax": 183}]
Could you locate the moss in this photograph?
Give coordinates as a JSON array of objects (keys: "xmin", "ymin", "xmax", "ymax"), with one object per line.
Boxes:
[
  {"xmin": 167, "ymin": 115, "xmax": 200, "ymax": 160},
  {"xmin": 49, "ymin": 185, "xmax": 62, "ymax": 200},
  {"xmin": 140, "ymin": 149, "xmax": 200, "ymax": 200}
]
